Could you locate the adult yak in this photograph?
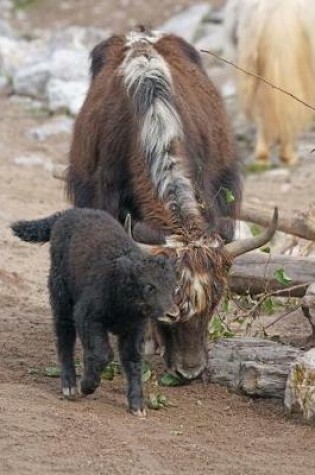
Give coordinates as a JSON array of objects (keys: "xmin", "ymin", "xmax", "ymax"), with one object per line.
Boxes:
[{"xmin": 66, "ymin": 27, "xmax": 277, "ymax": 380}]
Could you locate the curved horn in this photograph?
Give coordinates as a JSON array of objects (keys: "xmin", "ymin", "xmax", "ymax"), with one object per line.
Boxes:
[
  {"xmin": 124, "ymin": 214, "xmax": 159, "ymax": 254},
  {"xmin": 223, "ymin": 207, "xmax": 278, "ymax": 258}
]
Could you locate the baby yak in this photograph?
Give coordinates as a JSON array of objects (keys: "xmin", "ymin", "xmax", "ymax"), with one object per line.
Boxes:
[{"xmin": 11, "ymin": 208, "xmax": 178, "ymax": 417}]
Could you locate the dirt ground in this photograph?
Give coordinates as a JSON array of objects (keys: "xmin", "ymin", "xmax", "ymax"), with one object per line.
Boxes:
[{"xmin": 2, "ymin": 1, "xmax": 315, "ymax": 474}]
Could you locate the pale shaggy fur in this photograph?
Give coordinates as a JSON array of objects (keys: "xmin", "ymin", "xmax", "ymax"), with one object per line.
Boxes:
[
  {"xmin": 121, "ymin": 32, "xmax": 201, "ymax": 221},
  {"xmin": 225, "ymin": 0, "xmax": 315, "ymax": 165}
]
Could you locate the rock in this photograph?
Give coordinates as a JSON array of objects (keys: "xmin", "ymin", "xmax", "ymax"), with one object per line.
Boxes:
[
  {"xmin": 194, "ymin": 23, "xmax": 224, "ymax": 54},
  {"xmin": 0, "ymin": 75, "xmax": 9, "ymax": 91},
  {"xmin": 285, "ymin": 349, "xmax": 315, "ymax": 420},
  {"xmin": 47, "ymin": 78, "xmax": 88, "ymax": 115},
  {"xmin": 13, "ymin": 61, "xmax": 51, "ymax": 99},
  {"xmin": 11, "ymin": 44, "xmax": 90, "ymax": 109},
  {"xmin": 13, "ymin": 154, "xmax": 54, "ymax": 172},
  {"xmin": 0, "ymin": 19, "xmax": 14, "ymax": 38},
  {"xmin": 48, "ymin": 26, "xmax": 109, "ymax": 52},
  {"xmin": 28, "ymin": 116, "xmax": 74, "ymax": 141},
  {"xmin": 49, "ymin": 49, "xmax": 89, "ymax": 82},
  {"xmin": 0, "ymin": 35, "xmax": 48, "ymax": 77},
  {"xmin": 159, "ymin": 4, "xmax": 210, "ymax": 43}
]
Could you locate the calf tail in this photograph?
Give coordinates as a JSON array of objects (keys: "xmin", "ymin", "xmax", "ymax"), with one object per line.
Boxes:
[{"xmin": 11, "ymin": 212, "xmax": 64, "ymax": 243}]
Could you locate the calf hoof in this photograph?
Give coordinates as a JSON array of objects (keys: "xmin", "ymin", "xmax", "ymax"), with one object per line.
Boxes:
[
  {"xmin": 62, "ymin": 385, "xmax": 78, "ymax": 399},
  {"xmin": 130, "ymin": 408, "xmax": 147, "ymax": 418},
  {"xmin": 80, "ymin": 377, "xmax": 100, "ymax": 396},
  {"xmin": 62, "ymin": 371, "xmax": 77, "ymax": 399}
]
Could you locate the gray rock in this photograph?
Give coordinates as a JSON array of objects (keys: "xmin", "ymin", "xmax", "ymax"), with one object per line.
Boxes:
[
  {"xmin": 0, "ymin": 19, "xmax": 14, "ymax": 38},
  {"xmin": 0, "ymin": 75, "xmax": 9, "ymax": 90},
  {"xmin": 13, "ymin": 154, "xmax": 54, "ymax": 172},
  {"xmin": 13, "ymin": 61, "xmax": 51, "ymax": 99},
  {"xmin": 28, "ymin": 116, "xmax": 74, "ymax": 141},
  {"xmin": 159, "ymin": 4, "xmax": 210, "ymax": 43},
  {"xmin": 194, "ymin": 23, "xmax": 224, "ymax": 54},
  {"xmin": 48, "ymin": 26, "xmax": 109, "ymax": 52},
  {"xmin": 49, "ymin": 49, "xmax": 89, "ymax": 82},
  {"xmin": 47, "ymin": 78, "xmax": 88, "ymax": 115}
]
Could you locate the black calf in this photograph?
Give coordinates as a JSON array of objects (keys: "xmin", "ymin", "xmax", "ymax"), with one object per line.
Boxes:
[{"xmin": 12, "ymin": 208, "xmax": 178, "ymax": 416}]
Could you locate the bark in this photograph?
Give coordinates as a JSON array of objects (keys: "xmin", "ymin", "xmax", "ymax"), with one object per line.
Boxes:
[
  {"xmin": 207, "ymin": 337, "xmax": 303, "ymax": 398},
  {"xmin": 241, "ymin": 204, "xmax": 315, "ymax": 241},
  {"xmin": 229, "ymin": 253, "xmax": 315, "ymax": 297}
]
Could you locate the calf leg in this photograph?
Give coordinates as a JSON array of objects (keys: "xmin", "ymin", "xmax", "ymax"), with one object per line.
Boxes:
[
  {"xmin": 74, "ymin": 302, "xmax": 113, "ymax": 395},
  {"xmin": 49, "ymin": 273, "xmax": 76, "ymax": 398},
  {"xmin": 118, "ymin": 324, "xmax": 146, "ymax": 417}
]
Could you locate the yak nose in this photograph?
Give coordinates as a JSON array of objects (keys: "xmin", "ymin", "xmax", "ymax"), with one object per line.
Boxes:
[
  {"xmin": 157, "ymin": 305, "xmax": 180, "ymax": 324},
  {"xmin": 175, "ymin": 363, "xmax": 206, "ymax": 381}
]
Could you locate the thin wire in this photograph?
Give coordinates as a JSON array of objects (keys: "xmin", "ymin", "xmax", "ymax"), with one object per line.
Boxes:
[{"xmin": 200, "ymin": 49, "xmax": 315, "ymax": 113}]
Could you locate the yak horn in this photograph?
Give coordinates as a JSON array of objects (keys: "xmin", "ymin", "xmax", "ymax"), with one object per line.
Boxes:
[
  {"xmin": 223, "ymin": 207, "xmax": 278, "ymax": 258},
  {"xmin": 124, "ymin": 213, "xmax": 159, "ymax": 253}
]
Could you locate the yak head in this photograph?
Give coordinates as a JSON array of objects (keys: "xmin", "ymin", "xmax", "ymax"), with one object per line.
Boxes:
[{"xmin": 125, "ymin": 209, "xmax": 278, "ymax": 380}]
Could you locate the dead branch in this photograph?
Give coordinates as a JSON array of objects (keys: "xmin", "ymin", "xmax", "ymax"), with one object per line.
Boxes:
[
  {"xmin": 229, "ymin": 253, "xmax": 314, "ymax": 297},
  {"xmin": 240, "ymin": 203, "xmax": 315, "ymax": 241}
]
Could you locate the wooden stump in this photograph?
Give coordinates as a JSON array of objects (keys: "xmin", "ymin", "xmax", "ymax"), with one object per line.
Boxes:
[{"xmin": 207, "ymin": 337, "xmax": 303, "ymax": 398}]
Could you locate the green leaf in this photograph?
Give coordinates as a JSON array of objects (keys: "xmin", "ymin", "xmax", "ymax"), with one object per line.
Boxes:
[
  {"xmin": 101, "ymin": 365, "xmax": 115, "ymax": 381},
  {"xmin": 208, "ymin": 315, "xmax": 235, "ymax": 341},
  {"xmin": 260, "ymin": 246, "xmax": 271, "ymax": 254},
  {"xmin": 159, "ymin": 372, "xmax": 184, "ymax": 387},
  {"xmin": 275, "ymin": 268, "xmax": 292, "ymax": 286},
  {"xmin": 142, "ymin": 361, "xmax": 152, "ymax": 383},
  {"xmin": 147, "ymin": 393, "xmax": 161, "ymax": 410},
  {"xmin": 223, "ymin": 187, "xmax": 235, "ymax": 204},
  {"xmin": 250, "ymin": 224, "xmax": 262, "ymax": 237},
  {"xmin": 262, "ymin": 297, "xmax": 275, "ymax": 316},
  {"xmin": 44, "ymin": 366, "xmax": 61, "ymax": 377},
  {"xmin": 27, "ymin": 367, "xmax": 39, "ymax": 375},
  {"xmin": 147, "ymin": 393, "xmax": 174, "ymax": 410},
  {"xmin": 101, "ymin": 361, "xmax": 121, "ymax": 381},
  {"xmin": 222, "ymin": 296, "xmax": 231, "ymax": 312}
]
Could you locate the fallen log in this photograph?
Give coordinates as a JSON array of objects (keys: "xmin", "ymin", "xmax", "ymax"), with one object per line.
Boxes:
[
  {"xmin": 207, "ymin": 337, "xmax": 303, "ymax": 398},
  {"xmin": 240, "ymin": 203, "xmax": 315, "ymax": 241},
  {"xmin": 229, "ymin": 253, "xmax": 315, "ymax": 297}
]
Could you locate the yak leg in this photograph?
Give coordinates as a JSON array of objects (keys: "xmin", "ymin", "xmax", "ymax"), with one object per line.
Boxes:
[
  {"xmin": 255, "ymin": 126, "xmax": 271, "ymax": 164},
  {"xmin": 144, "ymin": 320, "xmax": 164, "ymax": 355},
  {"xmin": 74, "ymin": 301, "xmax": 113, "ymax": 395},
  {"xmin": 279, "ymin": 139, "xmax": 298, "ymax": 166},
  {"xmin": 49, "ymin": 273, "xmax": 77, "ymax": 398},
  {"xmin": 118, "ymin": 324, "xmax": 146, "ymax": 417}
]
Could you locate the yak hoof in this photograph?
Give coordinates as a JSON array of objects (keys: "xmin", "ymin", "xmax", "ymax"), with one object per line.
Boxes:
[
  {"xmin": 62, "ymin": 385, "xmax": 78, "ymax": 399},
  {"xmin": 130, "ymin": 408, "xmax": 147, "ymax": 418}
]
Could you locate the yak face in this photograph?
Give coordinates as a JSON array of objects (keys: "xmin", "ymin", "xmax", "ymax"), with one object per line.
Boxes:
[
  {"xmin": 154, "ymin": 239, "xmax": 228, "ymax": 380},
  {"xmin": 116, "ymin": 253, "xmax": 179, "ymax": 324}
]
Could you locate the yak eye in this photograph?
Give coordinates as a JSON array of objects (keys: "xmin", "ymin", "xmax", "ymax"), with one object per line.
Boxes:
[{"xmin": 144, "ymin": 284, "xmax": 156, "ymax": 294}]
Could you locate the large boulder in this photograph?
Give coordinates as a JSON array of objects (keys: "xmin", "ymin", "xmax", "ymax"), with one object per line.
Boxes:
[{"xmin": 6, "ymin": 26, "xmax": 109, "ymax": 114}]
